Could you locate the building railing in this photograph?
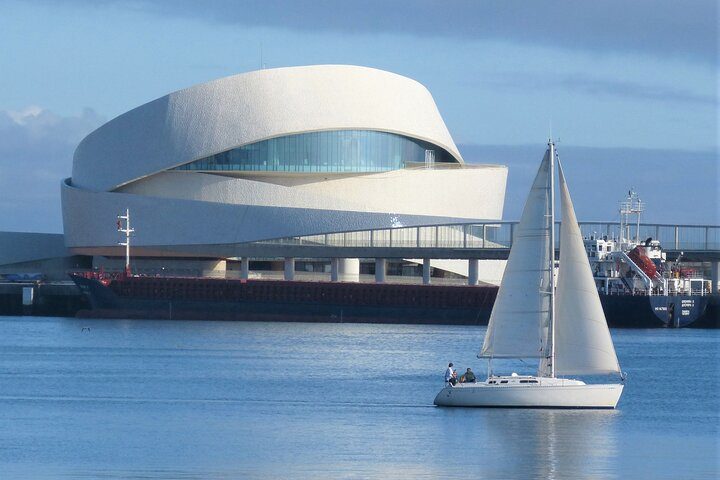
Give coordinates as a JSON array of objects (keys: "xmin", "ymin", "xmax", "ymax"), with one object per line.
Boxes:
[{"xmin": 259, "ymin": 221, "xmax": 720, "ymax": 252}]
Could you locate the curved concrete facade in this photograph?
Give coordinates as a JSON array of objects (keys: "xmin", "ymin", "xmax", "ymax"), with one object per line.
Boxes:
[
  {"xmin": 72, "ymin": 65, "xmax": 463, "ymax": 191},
  {"xmin": 62, "ymin": 65, "xmax": 507, "ymax": 256}
]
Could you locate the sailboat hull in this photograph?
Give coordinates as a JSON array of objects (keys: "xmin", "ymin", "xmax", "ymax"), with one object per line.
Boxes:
[{"xmin": 434, "ymin": 383, "xmax": 623, "ymax": 409}]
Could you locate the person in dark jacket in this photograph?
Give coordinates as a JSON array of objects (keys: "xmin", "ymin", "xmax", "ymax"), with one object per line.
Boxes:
[{"xmin": 461, "ymin": 368, "xmax": 477, "ymax": 383}]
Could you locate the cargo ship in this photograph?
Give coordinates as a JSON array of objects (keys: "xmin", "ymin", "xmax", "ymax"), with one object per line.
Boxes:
[
  {"xmin": 588, "ymin": 237, "xmax": 712, "ymax": 328},
  {"xmin": 587, "ymin": 190, "xmax": 714, "ymax": 328},
  {"xmin": 71, "ymin": 273, "xmax": 498, "ymax": 324}
]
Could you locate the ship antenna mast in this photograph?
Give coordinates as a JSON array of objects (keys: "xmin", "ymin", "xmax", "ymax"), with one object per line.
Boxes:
[
  {"xmin": 619, "ymin": 189, "xmax": 643, "ymax": 244},
  {"xmin": 634, "ymin": 193, "xmax": 643, "ymax": 243},
  {"xmin": 117, "ymin": 208, "xmax": 134, "ymax": 277}
]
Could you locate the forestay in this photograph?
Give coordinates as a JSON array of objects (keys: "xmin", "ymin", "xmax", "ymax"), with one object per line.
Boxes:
[
  {"xmin": 554, "ymin": 161, "xmax": 621, "ymax": 375},
  {"xmin": 480, "ymin": 149, "xmax": 552, "ymax": 359}
]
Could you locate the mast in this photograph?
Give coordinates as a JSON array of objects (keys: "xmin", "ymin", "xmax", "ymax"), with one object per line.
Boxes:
[
  {"xmin": 117, "ymin": 208, "xmax": 134, "ymax": 276},
  {"xmin": 548, "ymin": 140, "xmax": 556, "ymax": 378}
]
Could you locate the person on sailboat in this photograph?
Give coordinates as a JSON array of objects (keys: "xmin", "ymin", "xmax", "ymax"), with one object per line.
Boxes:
[
  {"xmin": 444, "ymin": 363, "xmax": 456, "ymax": 386},
  {"xmin": 460, "ymin": 368, "xmax": 476, "ymax": 383}
]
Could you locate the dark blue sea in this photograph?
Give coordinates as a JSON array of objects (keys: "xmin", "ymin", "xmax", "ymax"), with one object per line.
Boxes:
[{"xmin": 0, "ymin": 316, "xmax": 717, "ymax": 479}]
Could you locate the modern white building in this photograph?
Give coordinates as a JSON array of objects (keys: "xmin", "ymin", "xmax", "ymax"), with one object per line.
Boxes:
[{"xmin": 61, "ymin": 65, "xmax": 507, "ymax": 277}]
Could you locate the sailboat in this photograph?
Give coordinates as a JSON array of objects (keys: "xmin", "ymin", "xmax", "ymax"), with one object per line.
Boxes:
[{"xmin": 434, "ymin": 141, "xmax": 624, "ymax": 408}]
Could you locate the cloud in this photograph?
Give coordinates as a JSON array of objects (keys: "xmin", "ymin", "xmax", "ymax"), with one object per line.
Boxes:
[
  {"xmin": 476, "ymin": 74, "xmax": 717, "ymax": 107},
  {"xmin": 460, "ymin": 143, "xmax": 719, "ymax": 225},
  {"xmin": 27, "ymin": 0, "xmax": 718, "ymax": 64},
  {"xmin": 0, "ymin": 107, "xmax": 104, "ymax": 233}
]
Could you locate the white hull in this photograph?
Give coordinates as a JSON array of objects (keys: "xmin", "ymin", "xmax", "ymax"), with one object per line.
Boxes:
[{"xmin": 434, "ymin": 382, "xmax": 623, "ymax": 409}]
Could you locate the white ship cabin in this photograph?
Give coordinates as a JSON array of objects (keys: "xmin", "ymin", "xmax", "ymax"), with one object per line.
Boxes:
[
  {"xmin": 585, "ymin": 235, "xmax": 666, "ymax": 262},
  {"xmin": 643, "ymin": 239, "xmax": 666, "ymax": 261},
  {"xmin": 584, "ymin": 234, "xmax": 707, "ymax": 296},
  {"xmin": 584, "ymin": 235, "xmax": 616, "ymax": 261}
]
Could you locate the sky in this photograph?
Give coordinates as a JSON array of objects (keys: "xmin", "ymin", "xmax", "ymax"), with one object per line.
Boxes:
[{"xmin": 0, "ymin": 0, "xmax": 717, "ymax": 233}]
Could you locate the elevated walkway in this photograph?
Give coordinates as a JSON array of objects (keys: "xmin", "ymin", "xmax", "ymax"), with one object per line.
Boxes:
[{"xmin": 235, "ymin": 221, "xmax": 719, "ymax": 261}]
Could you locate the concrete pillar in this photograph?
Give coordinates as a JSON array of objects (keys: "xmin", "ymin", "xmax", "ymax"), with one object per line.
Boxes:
[
  {"xmin": 22, "ymin": 286, "xmax": 35, "ymax": 316},
  {"xmin": 284, "ymin": 257, "xmax": 295, "ymax": 281},
  {"xmin": 711, "ymin": 261, "xmax": 720, "ymax": 294},
  {"xmin": 468, "ymin": 258, "xmax": 479, "ymax": 286},
  {"xmin": 338, "ymin": 258, "xmax": 360, "ymax": 282},
  {"xmin": 375, "ymin": 258, "xmax": 387, "ymax": 283},
  {"xmin": 422, "ymin": 258, "xmax": 431, "ymax": 285},
  {"xmin": 240, "ymin": 257, "xmax": 250, "ymax": 280},
  {"xmin": 330, "ymin": 258, "xmax": 339, "ymax": 282}
]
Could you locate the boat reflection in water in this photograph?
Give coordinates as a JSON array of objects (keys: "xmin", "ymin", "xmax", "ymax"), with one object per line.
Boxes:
[
  {"xmin": 435, "ymin": 407, "xmax": 619, "ymax": 478},
  {"xmin": 507, "ymin": 410, "xmax": 618, "ymax": 479}
]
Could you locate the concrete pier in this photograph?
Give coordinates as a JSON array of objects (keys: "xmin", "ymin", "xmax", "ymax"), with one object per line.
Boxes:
[
  {"xmin": 331, "ymin": 258, "xmax": 340, "ymax": 282},
  {"xmin": 422, "ymin": 258, "xmax": 431, "ymax": 285},
  {"xmin": 0, "ymin": 281, "xmax": 87, "ymax": 317},
  {"xmin": 284, "ymin": 257, "xmax": 295, "ymax": 281},
  {"xmin": 375, "ymin": 258, "xmax": 387, "ymax": 283},
  {"xmin": 339, "ymin": 258, "xmax": 359, "ymax": 282},
  {"xmin": 468, "ymin": 259, "xmax": 479, "ymax": 286},
  {"xmin": 331, "ymin": 258, "xmax": 360, "ymax": 282},
  {"xmin": 240, "ymin": 257, "xmax": 250, "ymax": 280}
]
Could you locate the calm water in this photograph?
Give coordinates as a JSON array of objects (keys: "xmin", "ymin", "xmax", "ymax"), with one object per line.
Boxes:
[{"xmin": 0, "ymin": 317, "xmax": 717, "ymax": 479}]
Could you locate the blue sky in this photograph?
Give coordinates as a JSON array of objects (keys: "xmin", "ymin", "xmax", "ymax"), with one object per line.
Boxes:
[{"xmin": 0, "ymin": 0, "xmax": 717, "ymax": 232}]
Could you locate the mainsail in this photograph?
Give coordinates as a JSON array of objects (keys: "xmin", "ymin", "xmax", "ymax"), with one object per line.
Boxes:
[
  {"xmin": 480, "ymin": 148, "xmax": 552, "ymax": 358},
  {"xmin": 554, "ymin": 161, "xmax": 621, "ymax": 375}
]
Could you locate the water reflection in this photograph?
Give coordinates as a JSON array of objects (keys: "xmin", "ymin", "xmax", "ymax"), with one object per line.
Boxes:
[{"xmin": 436, "ymin": 407, "xmax": 619, "ymax": 479}]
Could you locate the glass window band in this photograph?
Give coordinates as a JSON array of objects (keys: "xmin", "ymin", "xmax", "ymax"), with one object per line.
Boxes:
[{"xmin": 173, "ymin": 130, "xmax": 456, "ymax": 173}]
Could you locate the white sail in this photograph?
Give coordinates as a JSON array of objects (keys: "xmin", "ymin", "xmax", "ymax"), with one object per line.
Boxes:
[
  {"xmin": 554, "ymin": 161, "xmax": 621, "ymax": 375},
  {"xmin": 480, "ymin": 148, "xmax": 552, "ymax": 358}
]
